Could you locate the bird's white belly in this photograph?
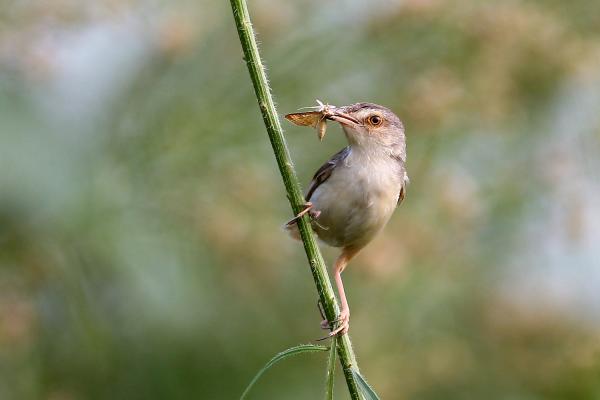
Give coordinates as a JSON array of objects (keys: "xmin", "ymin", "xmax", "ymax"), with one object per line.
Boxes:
[{"xmin": 310, "ymin": 160, "xmax": 400, "ymax": 249}]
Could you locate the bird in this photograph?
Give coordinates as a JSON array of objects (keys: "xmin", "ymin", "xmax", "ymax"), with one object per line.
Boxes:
[{"xmin": 285, "ymin": 102, "xmax": 408, "ymax": 336}]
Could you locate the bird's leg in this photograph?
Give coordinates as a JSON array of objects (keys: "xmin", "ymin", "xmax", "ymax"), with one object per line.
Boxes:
[
  {"xmin": 285, "ymin": 202, "xmax": 321, "ymax": 227},
  {"xmin": 329, "ymin": 247, "xmax": 361, "ymax": 336}
]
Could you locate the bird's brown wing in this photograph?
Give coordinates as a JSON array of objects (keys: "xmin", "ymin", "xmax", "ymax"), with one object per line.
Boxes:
[{"xmin": 306, "ymin": 146, "xmax": 350, "ymax": 202}]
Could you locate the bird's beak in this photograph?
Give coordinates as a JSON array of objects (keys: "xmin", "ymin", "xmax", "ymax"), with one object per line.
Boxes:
[{"xmin": 326, "ymin": 109, "xmax": 360, "ymax": 128}]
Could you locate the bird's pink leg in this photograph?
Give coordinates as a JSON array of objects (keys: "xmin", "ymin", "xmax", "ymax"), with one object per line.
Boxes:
[{"xmin": 327, "ymin": 247, "xmax": 361, "ymax": 336}]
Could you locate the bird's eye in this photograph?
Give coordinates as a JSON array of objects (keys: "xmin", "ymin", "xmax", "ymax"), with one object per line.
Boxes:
[{"xmin": 368, "ymin": 115, "xmax": 382, "ymax": 126}]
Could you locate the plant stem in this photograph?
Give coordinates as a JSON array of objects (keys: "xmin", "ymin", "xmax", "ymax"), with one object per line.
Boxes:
[{"xmin": 229, "ymin": 1, "xmax": 361, "ymax": 398}]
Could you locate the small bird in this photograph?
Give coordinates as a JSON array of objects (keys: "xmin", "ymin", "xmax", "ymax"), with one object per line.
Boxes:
[{"xmin": 285, "ymin": 102, "xmax": 408, "ymax": 336}]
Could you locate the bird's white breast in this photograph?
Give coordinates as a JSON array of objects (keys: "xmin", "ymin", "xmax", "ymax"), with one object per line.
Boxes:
[{"xmin": 310, "ymin": 147, "xmax": 403, "ymax": 249}]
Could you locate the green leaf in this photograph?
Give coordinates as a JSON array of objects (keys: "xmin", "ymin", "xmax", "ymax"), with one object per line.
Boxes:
[
  {"xmin": 325, "ymin": 336, "xmax": 337, "ymax": 400},
  {"xmin": 240, "ymin": 344, "xmax": 329, "ymax": 399},
  {"xmin": 351, "ymin": 368, "xmax": 381, "ymax": 400}
]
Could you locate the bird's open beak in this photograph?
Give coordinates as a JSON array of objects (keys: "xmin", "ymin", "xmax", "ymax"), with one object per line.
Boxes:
[{"xmin": 326, "ymin": 109, "xmax": 360, "ymax": 128}]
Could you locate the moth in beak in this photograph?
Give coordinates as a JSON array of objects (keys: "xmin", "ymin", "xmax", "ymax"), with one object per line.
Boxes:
[{"xmin": 285, "ymin": 100, "xmax": 359, "ymax": 141}]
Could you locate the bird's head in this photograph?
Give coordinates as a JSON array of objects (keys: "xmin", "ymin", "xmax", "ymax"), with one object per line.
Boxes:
[{"xmin": 327, "ymin": 102, "xmax": 406, "ymax": 159}]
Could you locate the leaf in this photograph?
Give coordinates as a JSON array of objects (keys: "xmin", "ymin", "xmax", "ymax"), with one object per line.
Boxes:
[
  {"xmin": 324, "ymin": 336, "xmax": 337, "ymax": 400},
  {"xmin": 351, "ymin": 368, "xmax": 381, "ymax": 400},
  {"xmin": 240, "ymin": 344, "xmax": 329, "ymax": 399}
]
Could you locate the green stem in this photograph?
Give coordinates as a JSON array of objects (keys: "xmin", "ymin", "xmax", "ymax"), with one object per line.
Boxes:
[{"xmin": 229, "ymin": 1, "xmax": 361, "ymax": 398}]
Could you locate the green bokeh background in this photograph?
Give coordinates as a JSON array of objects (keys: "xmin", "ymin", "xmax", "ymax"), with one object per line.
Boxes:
[{"xmin": 1, "ymin": 1, "xmax": 600, "ymax": 399}]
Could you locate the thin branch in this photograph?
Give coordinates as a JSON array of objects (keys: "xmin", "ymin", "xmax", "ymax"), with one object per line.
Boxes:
[{"xmin": 228, "ymin": 0, "xmax": 361, "ymax": 398}]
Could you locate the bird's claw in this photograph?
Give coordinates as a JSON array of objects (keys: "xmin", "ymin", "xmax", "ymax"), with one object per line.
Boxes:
[
  {"xmin": 315, "ymin": 301, "xmax": 350, "ymax": 340},
  {"xmin": 329, "ymin": 309, "xmax": 350, "ymax": 337},
  {"xmin": 317, "ymin": 309, "xmax": 349, "ymax": 339},
  {"xmin": 295, "ymin": 202, "xmax": 313, "ymax": 219},
  {"xmin": 285, "ymin": 202, "xmax": 321, "ymax": 227}
]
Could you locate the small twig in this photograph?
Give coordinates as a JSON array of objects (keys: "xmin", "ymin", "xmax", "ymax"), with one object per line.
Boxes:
[{"xmin": 228, "ymin": 1, "xmax": 361, "ymax": 398}]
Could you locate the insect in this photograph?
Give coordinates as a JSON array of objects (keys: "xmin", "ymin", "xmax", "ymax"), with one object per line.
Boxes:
[{"xmin": 285, "ymin": 100, "xmax": 334, "ymax": 141}]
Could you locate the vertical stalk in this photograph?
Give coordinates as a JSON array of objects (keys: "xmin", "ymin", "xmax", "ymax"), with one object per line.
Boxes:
[{"xmin": 229, "ymin": 1, "xmax": 361, "ymax": 398}]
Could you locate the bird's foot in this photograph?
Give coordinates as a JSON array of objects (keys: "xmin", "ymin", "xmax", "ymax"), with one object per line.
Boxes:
[
  {"xmin": 329, "ymin": 308, "xmax": 350, "ymax": 337},
  {"xmin": 315, "ymin": 300, "xmax": 348, "ymax": 339},
  {"xmin": 317, "ymin": 300, "xmax": 332, "ymax": 330},
  {"xmin": 285, "ymin": 202, "xmax": 321, "ymax": 226},
  {"xmin": 316, "ymin": 313, "xmax": 348, "ymax": 341}
]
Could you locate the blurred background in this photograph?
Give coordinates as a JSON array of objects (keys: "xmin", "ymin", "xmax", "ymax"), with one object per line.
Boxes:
[{"xmin": 1, "ymin": 0, "xmax": 599, "ymax": 399}]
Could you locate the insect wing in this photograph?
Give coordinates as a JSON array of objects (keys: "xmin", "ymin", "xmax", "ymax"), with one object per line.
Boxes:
[
  {"xmin": 317, "ymin": 119, "xmax": 327, "ymax": 141},
  {"xmin": 285, "ymin": 111, "xmax": 322, "ymax": 127}
]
